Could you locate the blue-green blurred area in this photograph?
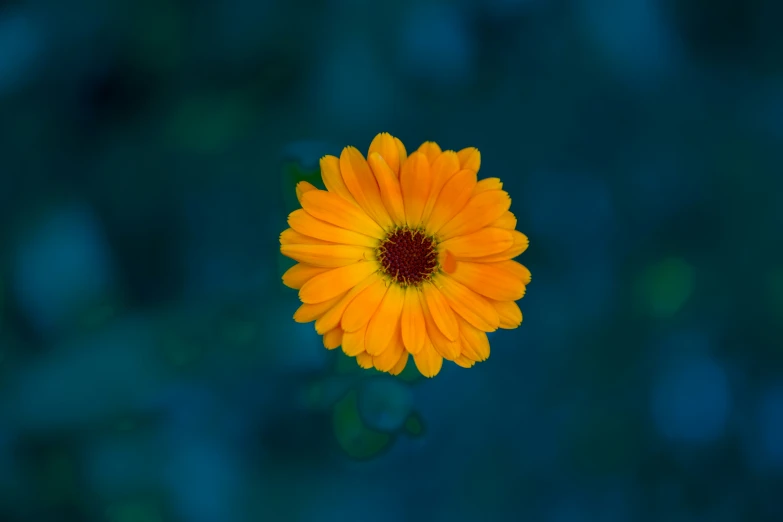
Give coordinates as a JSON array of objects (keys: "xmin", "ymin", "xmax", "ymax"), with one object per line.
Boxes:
[{"xmin": 1, "ymin": 0, "xmax": 782, "ymax": 520}]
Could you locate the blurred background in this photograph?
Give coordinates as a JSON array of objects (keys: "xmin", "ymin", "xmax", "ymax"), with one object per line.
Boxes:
[{"xmin": 1, "ymin": 0, "xmax": 782, "ymax": 520}]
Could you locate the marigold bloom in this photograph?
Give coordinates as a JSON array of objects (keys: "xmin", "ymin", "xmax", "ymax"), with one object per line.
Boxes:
[{"xmin": 280, "ymin": 133, "xmax": 530, "ymax": 377}]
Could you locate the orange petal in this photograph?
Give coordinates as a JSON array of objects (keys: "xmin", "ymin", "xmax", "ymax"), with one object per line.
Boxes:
[
  {"xmin": 367, "ymin": 152, "xmax": 406, "ymax": 226},
  {"xmin": 441, "ymin": 249, "xmax": 457, "ymax": 274},
  {"xmin": 436, "ymin": 276, "xmax": 499, "ymax": 332},
  {"xmin": 394, "ymin": 138, "xmax": 407, "ymax": 170},
  {"xmin": 439, "ymin": 190, "xmax": 512, "ymax": 239},
  {"xmin": 491, "ymin": 211, "xmax": 517, "ymax": 230},
  {"xmin": 341, "ymin": 276, "xmax": 389, "ymax": 332},
  {"xmin": 401, "ymin": 287, "xmax": 427, "ymax": 354},
  {"xmin": 490, "ymin": 299, "xmax": 522, "ymax": 329},
  {"xmin": 279, "ymin": 228, "xmax": 331, "ymax": 246},
  {"xmin": 400, "ymin": 151, "xmax": 431, "ymax": 227},
  {"xmin": 421, "ymin": 283, "xmax": 459, "ymax": 341},
  {"xmin": 339, "ymin": 146, "xmax": 393, "ymax": 228},
  {"xmin": 439, "ymin": 227, "xmax": 514, "ymax": 258},
  {"xmin": 421, "ymin": 151, "xmax": 460, "ymax": 222},
  {"xmin": 296, "ymin": 181, "xmax": 318, "ymax": 203},
  {"xmin": 417, "ymin": 141, "xmax": 442, "ymax": 164},
  {"xmin": 342, "ymin": 323, "xmax": 367, "ymax": 356},
  {"xmin": 364, "ymin": 283, "xmax": 405, "ymax": 355},
  {"xmin": 458, "ymin": 318, "xmax": 490, "ymax": 362},
  {"xmin": 323, "ymin": 328, "xmax": 343, "ymax": 349},
  {"xmin": 471, "ymin": 177, "xmax": 502, "ymax": 195},
  {"xmin": 424, "ymin": 169, "xmax": 476, "ymax": 235},
  {"xmin": 473, "ymin": 231, "xmax": 529, "ymax": 263},
  {"xmin": 389, "ymin": 351, "xmax": 409, "ymax": 375},
  {"xmin": 288, "ymin": 210, "xmax": 379, "ymax": 248},
  {"xmin": 368, "ymin": 133, "xmax": 403, "ymax": 176},
  {"xmin": 373, "ymin": 325, "xmax": 404, "ymax": 372},
  {"xmin": 280, "ymin": 244, "xmax": 372, "ymax": 267},
  {"xmin": 413, "ymin": 341, "xmax": 443, "ymax": 378},
  {"xmin": 300, "ymin": 189, "xmax": 384, "ymax": 239},
  {"xmin": 421, "ymin": 294, "xmax": 460, "ymax": 360},
  {"xmin": 449, "ymin": 261, "xmax": 527, "ymax": 301},
  {"xmin": 299, "ymin": 261, "xmax": 378, "ymax": 303},
  {"xmin": 282, "ymin": 263, "xmax": 331, "ymax": 289},
  {"xmin": 457, "ymin": 147, "xmax": 481, "ymax": 172},
  {"xmin": 293, "ymin": 292, "xmax": 345, "ymax": 323},
  {"xmin": 314, "ymin": 273, "xmax": 379, "ymax": 334},
  {"xmin": 320, "ymin": 155, "xmax": 355, "ymax": 203},
  {"xmin": 355, "ymin": 351, "xmax": 374, "ymax": 369}
]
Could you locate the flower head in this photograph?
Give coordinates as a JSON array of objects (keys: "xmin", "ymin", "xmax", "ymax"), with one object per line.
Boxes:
[{"xmin": 280, "ymin": 133, "xmax": 530, "ymax": 377}]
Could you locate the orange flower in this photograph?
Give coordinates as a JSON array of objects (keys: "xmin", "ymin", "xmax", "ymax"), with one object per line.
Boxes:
[{"xmin": 280, "ymin": 133, "xmax": 530, "ymax": 377}]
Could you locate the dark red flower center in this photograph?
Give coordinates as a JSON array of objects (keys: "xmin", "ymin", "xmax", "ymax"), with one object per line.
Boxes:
[{"xmin": 377, "ymin": 228, "xmax": 438, "ymax": 286}]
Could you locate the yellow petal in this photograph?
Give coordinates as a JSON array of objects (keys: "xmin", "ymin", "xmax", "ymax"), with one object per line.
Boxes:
[
  {"xmin": 454, "ymin": 355, "xmax": 476, "ymax": 368},
  {"xmin": 473, "ymin": 231, "xmax": 529, "ymax": 263},
  {"xmin": 368, "ymin": 133, "xmax": 402, "ymax": 176},
  {"xmin": 421, "ymin": 151, "xmax": 460, "ymax": 222},
  {"xmin": 339, "ymin": 146, "xmax": 393, "ymax": 228},
  {"xmin": 280, "ymin": 244, "xmax": 372, "ymax": 268},
  {"xmin": 320, "ymin": 155, "xmax": 355, "ymax": 203},
  {"xmin": 491, "ymin": 211, "xmax": 517, "ymax": 230},
  {"xmin": 424, "ymin": 169, "xmax": 477, "ymax": 234},
  {"xmin": 341, "ymin": 276, "xmax": 388, "ymax": 332},
  {"xmin": 368, "ymin": 152, "xmax": 406, "ymax": 225},
  {"xmin": 400, "ymin": 151, "xmax": 431, "ymax": 227},
  {"xmin": 490, "ymin": 299, "xmax": 522, "ymax": 329},
  {"xmin": 282, "ymin": 263, "xmax": 331, "ymax": 289},
  {"xmin": 364, "ymin": 283, "xmax": 405, "ymax": 355},
  {"xmin": 314, "ymin": 273, "xmax": 379, "ymax": 334},
  {"xmin": 421, "ymin": 283, "xmax": 459, "ymax": 341},
  {"xmin": 355, "ymin": 351, "xmax": 373, "ymax": 369},
  {"xmin": 373, "ymin": 325, "xmax": 404, "ymax": 372},
  {"xmin": 279, "ymin": 228, "xmax": 331, "ymax": 246},
  {"xmin": 421, "ymin": 294, "xmax": 460, "ymax": 360},
  {"xmin": 293, "ymin": 292, "xmax": 345, "ymax": 323},
  {"xmin": 299, "ymin": 261, "xmax": 378, "ymax": 303},
  {"xmin": 458, "ymin": 318, "xmax": 490, "ymax": 362},
  {"xmin": 449, "ymin": 261, "xmax": 527, "ymax": 301},
  {"xmin": 417, "ymin": 141, "xmax": 442, "ymax": 164},
  {"xmin": 500, "ymin": 260, "xmax": 532, "ymax": 285},
  {"xmin": 436, "ymin": 276, "xmax": 499, "ymax": 332},
  {"xmin": 472, "ymin": 177, "xmax": 502, "ymax": 195},
  {"xmin": 438, "ymin": 190, "xmax": 511, "ymax": 239},
  {"xmin": 439, "ymin": 227, "xmax": 514, "ymax": 258},
  {"xmin": 413, "ymin": 341, "xmax": 443, "ymax": 378},
  {"xmin": 394, "ymin": 138, "xmax": 407, "ymax": 170},
  {"xmin": 342, "ymin": 323, "xmax": 367, "ymax": 356},
  {"xmin": 457, "ymin": 147, "xmax": 481, "ymax": 172},
  {"xmin": 323, "ymin": 328, "xmax": 343, "ymax": 349},
  {"xmin": 288, "ymin": 209, "xmax": 379, "ymax": 248},
  {"xmin": 389, "ymin": 351, "xmax": 409, "ymax": 375},
  {"xmin": 296, "ymin": 181, "xmax": 318, "ymax": 203},
  {"xmin": 401, "ymin": 287, "xmax": 426, "ymax": 354},
  {"xmin": 300, "ymin": 189, "xmax": 384, "ymax": 239}
]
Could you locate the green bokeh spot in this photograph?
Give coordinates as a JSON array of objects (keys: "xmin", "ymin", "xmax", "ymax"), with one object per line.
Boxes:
[
  {"xmin": 282, "ymin": 162, "xmax": 324, "ymax": 213},
  {"xmin": 107, "ymin": 500, "xmax": 163, "ymax": 522},
  {"xmin": 395, "ymin": 358, "xmax": 424, "ymax": 383},
  {"xmin": 223, "ymin": 318, "xmax": 257, "ymax": 347},
  {"xmin": 768, "ymin": 270, "xmax": 783, "ymax": 319},
  {"xmin": 168, "ymin": 94, "xmax": 255, "ymax": 152},
  {"xmin": 332, "ymin": 390, "xmax": 392, "ymax": 459},
  {"xmin": 637, "ymin": 257, "xmax": 693, "ymax": 318},
  {"xmin": 404, "ymin": 413, "xmax": 425, "ymax": 437}
]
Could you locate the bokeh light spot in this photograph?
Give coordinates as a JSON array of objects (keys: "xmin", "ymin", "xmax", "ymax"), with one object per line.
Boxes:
[
  {"xmin": 637, "ymin": 257, "xmax": 693, "ymax": 318},
  {"xmin": 332, "ymin": 390, "xmax": 392, "ymax": 460}
]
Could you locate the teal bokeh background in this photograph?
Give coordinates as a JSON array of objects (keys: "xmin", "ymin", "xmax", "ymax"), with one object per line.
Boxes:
[{"xmin": 1, "ymin": 0, "xmax": 782, "ymax": 521}]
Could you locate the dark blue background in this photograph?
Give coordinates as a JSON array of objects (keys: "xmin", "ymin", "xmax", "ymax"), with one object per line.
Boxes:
[{"xmin": 1, "ymin": 0, "xmax": 782, "ymax": 520}]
